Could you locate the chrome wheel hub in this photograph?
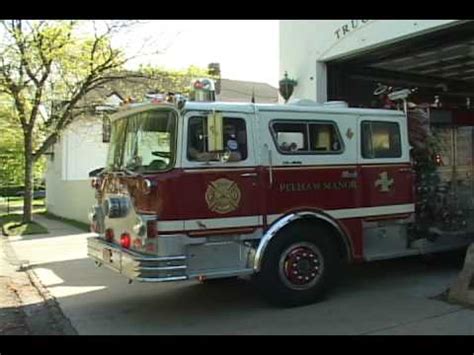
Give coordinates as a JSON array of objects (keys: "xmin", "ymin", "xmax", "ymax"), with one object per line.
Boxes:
[{"xmin": 278, "ymin": 242, "xmax": 324, "ymax": 290}]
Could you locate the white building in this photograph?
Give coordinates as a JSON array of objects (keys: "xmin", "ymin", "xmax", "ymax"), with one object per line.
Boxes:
[
  {"xmin": 45, "ymin": 79, "xmax": 278, "ymax": 223},
  {"xmin": 279, "ymin": 20, "xmax": 474, "ymax": 106},
  {"xmin": 279, "ymin": 19, "xmax": 474, "ymax": 210},
  {"xmin": 45, "ymin": 115, "xmax": 109, "ymax": 224}
]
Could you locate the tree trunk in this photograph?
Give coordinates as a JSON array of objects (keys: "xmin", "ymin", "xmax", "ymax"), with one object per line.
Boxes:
[{"xmin": 23, "ymin": 130, "xmax": 34, "ymax": 223}]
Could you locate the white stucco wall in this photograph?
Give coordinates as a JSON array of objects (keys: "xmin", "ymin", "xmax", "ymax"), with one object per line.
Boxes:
[
  {"xmin": 280, "ymin": 20, "xmax": 461, "ymax": 103},
  {"xmin": 45, "ymin": 117, "xmax": 109, "ymax": 223},
  {"xmin": 45, "ymin": 179, "xmax": 96, "ymax": 224}
]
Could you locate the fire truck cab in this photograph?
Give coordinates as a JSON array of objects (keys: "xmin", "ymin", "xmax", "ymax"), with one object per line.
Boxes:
[{"xmin": 87, "ymin": 90, "xmax": 474, "ymax": 307}]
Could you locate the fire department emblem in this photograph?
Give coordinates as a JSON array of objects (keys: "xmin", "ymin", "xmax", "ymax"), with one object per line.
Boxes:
[
  {"xmin": 375, "ymin": 171, "xmax": 394, "ymax": 192},
  {"xmin": 205, "ymin": 178, "xmax": 241, "ymax": 214}
]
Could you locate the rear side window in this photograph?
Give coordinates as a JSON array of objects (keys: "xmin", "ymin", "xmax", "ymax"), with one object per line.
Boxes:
[
  {"xmin": 271, "ymin": 121, "xmax": 343, "ymax": 154},
  {"xmin": 361, "ymin": 121, "xmax": 401, "ymax": 159}
]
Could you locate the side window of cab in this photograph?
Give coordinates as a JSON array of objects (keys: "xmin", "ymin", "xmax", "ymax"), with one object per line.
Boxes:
[
  {"xmin": 187, "ymin": 116, "xmax": 248, "ymax": 162},
  {"xmin": 361, "ymin": 121, "xmax": 401, "ymax": 159}
]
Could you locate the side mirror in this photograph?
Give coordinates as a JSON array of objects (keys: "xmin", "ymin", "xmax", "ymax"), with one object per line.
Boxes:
[
  {"xmin": 207, "ymin": 111, "xmax": 223, "ymax": 152},
  {"xmin": 89, "ymin": 167, "xmax": 104, "ymax": 178}
]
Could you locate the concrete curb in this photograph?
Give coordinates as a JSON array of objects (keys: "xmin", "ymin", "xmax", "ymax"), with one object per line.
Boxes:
[
  {"xmin": 24, "ymin": 264, "xmax": 78, "ymax": 335},
  {"xmin": 2, "ymin": 236, "xmax": 78, "ymax": 335},
  {"xmin": 0, "ymin": 234, "xmax": 30, "ymax": 335}
]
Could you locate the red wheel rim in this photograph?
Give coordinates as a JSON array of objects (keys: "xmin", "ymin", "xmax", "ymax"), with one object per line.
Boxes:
[{"xmin": 279, "ymin": 242, "xmax": 323, "ymax": 290}]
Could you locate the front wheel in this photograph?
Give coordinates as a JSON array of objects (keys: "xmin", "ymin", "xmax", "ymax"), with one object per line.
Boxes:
[{"xmin": 256, "ymin": 223, "xmax": 339, "ymax": 307}]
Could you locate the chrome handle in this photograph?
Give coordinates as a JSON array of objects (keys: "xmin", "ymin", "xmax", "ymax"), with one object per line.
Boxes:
[
  {"xmin": 268, "ymin": 148, "xmax": 273, "ymax": 187},
  {"xmin": 341, "ymin": 170, "xmax": 358, "ymax": 179},
  {"xmin": 399, "ymin": 168, "xmax": 413, "ymax": 173},
  {"xmin": 240, "ymin": 172, "xmax": 258, "ymax": 177}
]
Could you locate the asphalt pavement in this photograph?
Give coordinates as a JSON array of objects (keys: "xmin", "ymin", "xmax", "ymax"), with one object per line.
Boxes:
[{"xmin": 3, "ymin": 215, "xmax": 473, "ymax": 335}]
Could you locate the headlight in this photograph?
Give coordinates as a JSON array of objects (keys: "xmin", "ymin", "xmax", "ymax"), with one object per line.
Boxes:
[{"xmin": 104, "ymin": 196, "xmax": 130, "ymax": 219}]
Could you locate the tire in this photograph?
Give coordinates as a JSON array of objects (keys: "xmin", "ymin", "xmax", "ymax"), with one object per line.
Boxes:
[{"xmin": 256, "ymin": 221, "xmax": 339, "ymax": 307}]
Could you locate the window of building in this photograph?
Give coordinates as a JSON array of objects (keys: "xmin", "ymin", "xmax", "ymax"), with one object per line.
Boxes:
[
  {"xmin": 361, "ymin": 121, "xmax": 401, "ymax": 159},
  {"xmin": 187, "ymin": 116, "xmax": 248, "ymax": 162},
  {"xmin": 271, "ymin": 120, "xmax": 343, "ymax": 154}
]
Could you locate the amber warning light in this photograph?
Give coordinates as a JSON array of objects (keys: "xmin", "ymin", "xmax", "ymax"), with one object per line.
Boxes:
[{"xmin": 91, "ymin": 177, "xmax": 102, "ymax": 189}]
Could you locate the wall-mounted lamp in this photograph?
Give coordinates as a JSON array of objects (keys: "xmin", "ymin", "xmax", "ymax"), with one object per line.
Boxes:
[{"xmin": 279, "ymin": 71, "xmax": 298, "ymax": 103}]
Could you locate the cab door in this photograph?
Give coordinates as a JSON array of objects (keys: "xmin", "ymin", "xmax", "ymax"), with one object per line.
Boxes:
[
  {"xmin": 179, "ymin": 111, "xmax": 262, "ymax": 233},
  {"xmin": 357, "ymin": 115, "xmax": 414, "ymax": 210}
]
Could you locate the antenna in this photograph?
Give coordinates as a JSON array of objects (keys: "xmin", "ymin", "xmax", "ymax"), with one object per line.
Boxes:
[{"xmin": 251, "ymin": 87, "xmax": 255, "ymax": 103}]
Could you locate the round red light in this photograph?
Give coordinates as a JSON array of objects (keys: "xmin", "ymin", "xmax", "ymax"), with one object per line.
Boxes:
[
  {"xmin": 105, "ymin": 228, "xmax": 114, "ymax": 242},
  {"xmin": 120, "ymin": 233, "xmax": 131, "ymax": 249}
]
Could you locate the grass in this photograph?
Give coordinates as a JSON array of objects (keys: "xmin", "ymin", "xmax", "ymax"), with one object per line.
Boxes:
[
  {"xmin": 40, "ymin": 211, "xmax": 90, "ymax": 232},
  {"xmin": 0, "ymin": 197, "xmax": 46, "ymax": 214},
  {"xmin": 0, "ymin": 197, "xmax": 88, "ymax": 235},
  {"xmin": 0, "ymin": 214, "xmax": 49, "ymax": 236}
]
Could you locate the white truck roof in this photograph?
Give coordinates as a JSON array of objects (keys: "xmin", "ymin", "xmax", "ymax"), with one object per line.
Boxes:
[
  {"xmin": 110, "ymin": 100, "xmax": 405, "ymax": 122},
  {"xmin": 185, "ymin": 101, "xmax": 406, "ymax": 117}
]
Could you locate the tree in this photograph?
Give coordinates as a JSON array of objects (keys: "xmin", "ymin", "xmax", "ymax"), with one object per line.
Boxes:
[
  {"xmin": 0, "ymin": 95, "xmax": 45, "ymax": 189},
  {"xmin": 0, "ymin": 20, "xmax": 146, "ymax": 223},
  {"xmin": 0, "ymin": 97, "xmax": 23, "ymax": 186},
  {"xmin": 137, "ymin": 65, "xmax": 216, "ymax": 96}
]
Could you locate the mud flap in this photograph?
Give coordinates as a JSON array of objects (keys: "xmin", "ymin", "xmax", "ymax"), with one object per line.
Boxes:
[{"xmin": 448, "ymin": 243, "xmax": 474, "ymax": 306}]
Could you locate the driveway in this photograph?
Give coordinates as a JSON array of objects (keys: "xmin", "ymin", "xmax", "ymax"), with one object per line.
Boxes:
[{"xmin": 5, "ymin": 216, "xmax": 473, "ymax": 335}]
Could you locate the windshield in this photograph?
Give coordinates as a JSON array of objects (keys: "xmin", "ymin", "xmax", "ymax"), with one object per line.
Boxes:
[{"xmin": 106, "ymin": 108, "xmax": 177, "ymax": 173}]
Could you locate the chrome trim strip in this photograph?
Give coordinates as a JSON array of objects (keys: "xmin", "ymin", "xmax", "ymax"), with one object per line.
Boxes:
[
  {"xmin": 266, "ymin": 204, "xmax": 415, "ymax": 225},
  {"xmin": 254, "ymin": 211, "xmax": 353, "ymax": 272},
  {"xmin": 87, "ymin": 237, "xmax": 188, "ymax": 282},
  {"xmin": 133, "ymin": 255, "xmax": 187, "ymax": 262},
  {"xmin": 135, "ymin": 276, "xmax": 188, "ymax": 282},
  {"xmin": 157, "ymin": 204, "xmax": 415, "ymax": 232},
  {"xmin": 135, "ymin": 265, "xmax": 187, "ymax": 271}
]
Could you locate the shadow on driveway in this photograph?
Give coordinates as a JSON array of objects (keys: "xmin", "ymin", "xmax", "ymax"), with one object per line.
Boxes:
[{"xmin": 19, "ymin": 249, "xmax": 468, "ymax": 335}]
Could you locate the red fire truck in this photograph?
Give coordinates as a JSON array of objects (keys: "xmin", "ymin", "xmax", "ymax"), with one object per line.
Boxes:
[{"xmin": 87, "ymin": 81, "xmax": 474, "ymax": 306}]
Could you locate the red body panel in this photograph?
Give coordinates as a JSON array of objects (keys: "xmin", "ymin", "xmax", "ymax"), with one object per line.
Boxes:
[
  {"xmin": 358, "ymin": 163, "xmax": 414, "ymax": 207},
  {"xmin": 266, "ymin": 165, "xmax": 359, "ymax": 214},
  {"xmin": 176, "ymin": 168, "xmax": 262, "ymax": 220},
  {"xmin": 339, "ymin": 218, "xmax": 363, "ymax": 260},
  {"xmin": 127, "ymin": 160, "xmax": 414, "ymax": 262}
]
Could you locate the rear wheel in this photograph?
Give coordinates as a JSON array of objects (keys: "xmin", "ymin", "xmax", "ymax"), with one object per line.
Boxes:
[{"xmin": 256, "ymin": 222, "xmax": 339, "ymax": 307}]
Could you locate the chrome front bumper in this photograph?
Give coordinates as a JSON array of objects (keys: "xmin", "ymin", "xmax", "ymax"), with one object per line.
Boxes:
[{"xmin": 87, "ymin": 237, "xmax": 188, "ymax": 282}]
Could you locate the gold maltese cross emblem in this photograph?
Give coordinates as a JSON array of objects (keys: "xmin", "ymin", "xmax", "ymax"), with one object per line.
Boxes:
[
  {"xmin": 205, "ymin": 178, "xmax": 241, "ymax": 214},
  {"xmin": 375, "ymin": 171, "xmax": 394, "ymax": 192}
]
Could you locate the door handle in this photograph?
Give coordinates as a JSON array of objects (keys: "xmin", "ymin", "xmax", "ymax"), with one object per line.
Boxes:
[
  {"xmin": 341, "ymin": 170, "xmax": 358, "ymax": 179},
  {"xmin": 399, "ymin": 168, "xmax": 414, "ymax": 173},
  {"xmin": 240, "ymin": 172, "xmax": 258, "ymax": 177}
]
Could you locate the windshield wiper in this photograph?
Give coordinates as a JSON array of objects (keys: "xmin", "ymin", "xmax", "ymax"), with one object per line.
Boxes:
[
  {"xmin": 108, "ymin": 164, "xmax": 143, "ymax": 177},
  {"xmin": 119, "ymin": 167, "xmax": 142, "ymax": 177}
]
